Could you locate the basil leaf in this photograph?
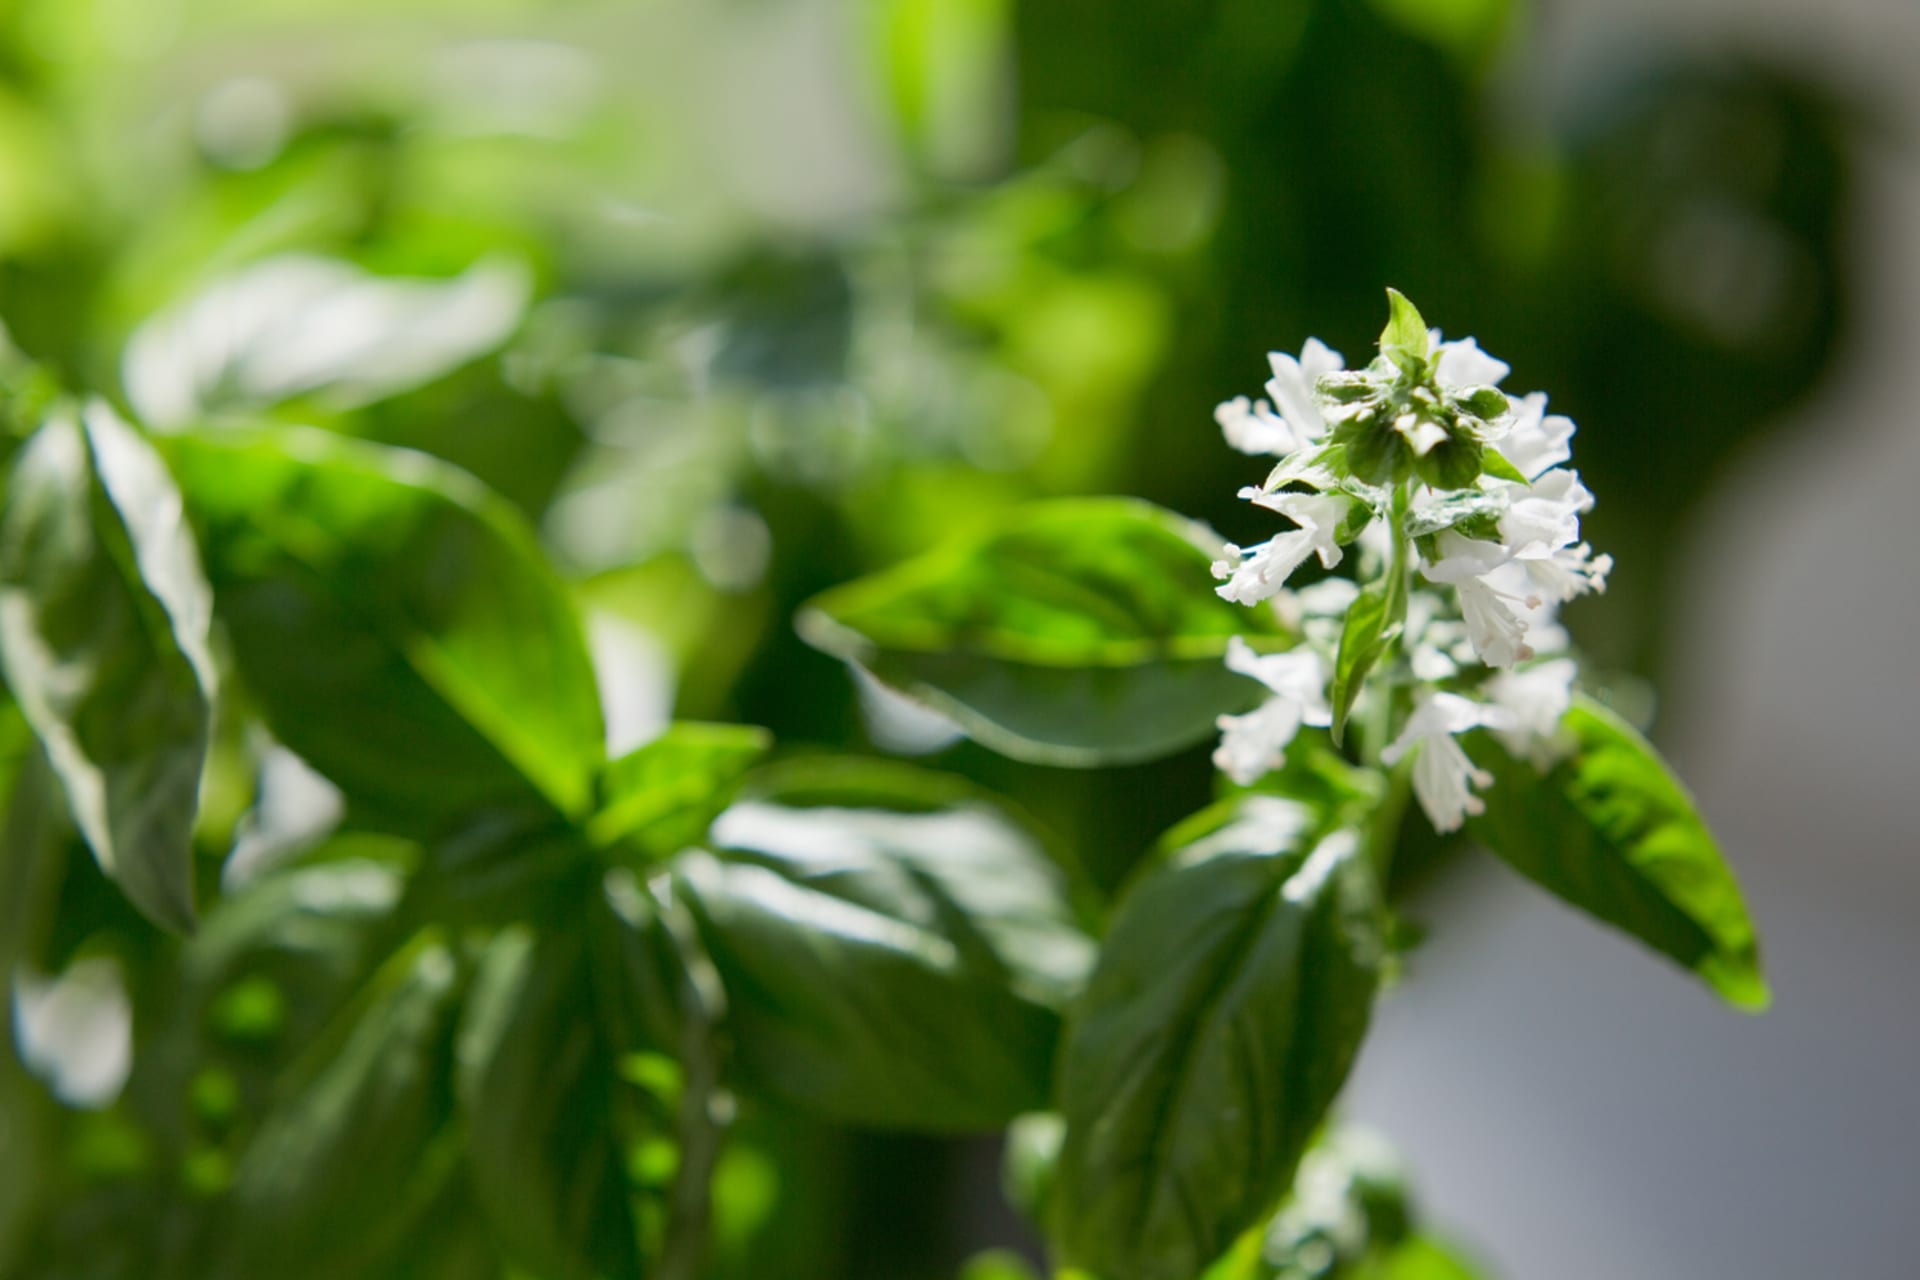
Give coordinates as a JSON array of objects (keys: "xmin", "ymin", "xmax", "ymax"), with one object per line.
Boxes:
[
  {"xmin": 0, "ymin": 407, "xmax": 214, "ymax": 931},
  {"xmin": 587, "ymin": 722, "xmax": 772, "ymax": 859},
  {"xmin": 457, "ymin": 928, "xmax": 641, "ymax": 1280},
  {"xmin": 677, "ymin": 777, "xmax": 1093, "ymax": 1130},
  {"xmin": 166, "ymin": 427, "xmax": 603, "ymax": 837},
  {"xmin": 1468, "ymin": 695, "xmax": 1768, "ymax": 1010},
  {"xmin": 1054, "ymin": 797, "xmax": 1386, "ymax": 1280},
  {"xmin": 799, "ymin": 498, "xmax": 1288, "ymax": 767},
  {"xmin": 225, "ymin": 932, "xmax": 464, "ymax": 1278}
]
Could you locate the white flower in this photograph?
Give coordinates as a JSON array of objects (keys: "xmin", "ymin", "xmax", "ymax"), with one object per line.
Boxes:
[
  {"xmin": 1212, "ymin": 637, "xmax": 1331, "ymax": 785},
  {"xmin": 1420, "ymin": 531, "xmax": 1532, "ymax": 668},
  {"xmin": 1430, "ymin": 333, "xmax": 1510, "ymax": 390},
  {"xmin": 1507, "ymin": 542, "xmax": 1612, "ymax": 607},
  {"xmin": 1381, "ymin": 692, "xmax": 1496, "ymax": 833},
  {"xmin": 1493, "ymin": 392, "xmax": 1575, "ymax": 480},
  {"xmin": 1484, "ymin": 658, "xmax": 1577, "ymax": 768},
  {"xmin": 1393, "ymin": 411, "xmax": 1450, "ymax": 456},
  {"xmin": 1263, "ymin": 338, "xmax": 1345, "ymax": 446},
  {"xmin": 1211, "ymin": 491, "xmax": 1351, "ymax": 606},
  {"xmin": 1405, "ymin": 590, "xmax": 1464, "ymax": 681},
  {"xmin": 1214, "ymin": 395, "xmax": 1301, "ymax": 457},
  {"xmin": 1498, "ymin": 467, "xmax": 1593, "ymax": 557}
]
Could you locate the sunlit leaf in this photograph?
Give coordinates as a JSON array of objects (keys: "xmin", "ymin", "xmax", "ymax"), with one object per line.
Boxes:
[
  {"xmin": 0, "ymin": 406, "xmax": 213, "ymax": 931},
  {"xmin": 1468, "ymin": 696, "xmax": 1768, "ymax": 1009},
  {"xmin": 799, "ymin": 498, "xmax": 1288, "ymax": 766},
  {"xmin": 588, "ymin": 722, "xmax": 773, "ymax": 860},
  {"xmin": 166, "ymin": 426, "xmax": 604, "ymax": 837}
]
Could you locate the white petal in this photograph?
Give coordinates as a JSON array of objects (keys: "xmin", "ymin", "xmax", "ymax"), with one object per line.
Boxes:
[
  {"xmin": 1455, "ymin": 577, "xmax": 1532, "ymax": 668},
  {"xmin": 1497, "ymin": 392, "xmax": 1575, "ymax": 479},
  {"xmin": 1485, "ymin": 658, "xmax": 1577, "ymax": 767},
  {"xmin": 1264, "ymin": 348, "xmax": 1328, "ymax": 443},
  {"xmin": 1213, "ymin": 532, "xmax": 1317, "ymax": 605},
  {"xmin": 1213, "ymin": 698, "xmax": 1307, "ymax": 785},
  {"xmin": 1432, "ymin": 335, "xmax": 1511, "ymax": 389},
  {"xmin": 1215, "ymin": 395, "xmax": 1300, "ymax": 457}
]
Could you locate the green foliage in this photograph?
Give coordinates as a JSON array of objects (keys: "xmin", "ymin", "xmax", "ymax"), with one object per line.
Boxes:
[
  {"xmin": 1052, "ymin": 798, "xmax": 1385, "ymax": 1280},
  {"xmin": 0, "ymin": 407, "xmax": 212, "ymax": 931},
  {"xmin": 800, "ymin": 498, "xmax": 1290, "ymax": 766},
  {"xmin": 457, "ymin": 928, "xmax": 643, "ymax": 1280},
  {"xmin": 1329, "ymin": 562, "xmax": 1408, "ymax": 746},
  {"xmin": 1469, "ymin": 697, "xmax": 1769, "ymax": 1009},
  {"xmin": 591, "ymin": 723, "xmax": 773, "ymax": 861},
  {"xmin": 165, "ymin": 426, "xmax": 604, "ymax": 837},
  {"xmin": 678, "ymin": 771, "xmax": 1092, "ymax": 1130}
]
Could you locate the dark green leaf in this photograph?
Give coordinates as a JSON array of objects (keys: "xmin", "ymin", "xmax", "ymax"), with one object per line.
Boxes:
[
  {"xmin": 457, "ymin": 928, "xmax": 641, "ymax": 1280},
  {"xmin": 1053, "ymin": 798, "xmax": 1386, "ymax": 1280},
  {"xmin": 677, "ymin": 776, "xmax": 1093, "ymax": 1130},
  {"xmin": 1328, "ymin": 569, "xmax": 1406, "ymax": 745},
  {"xmin": 1378, "ymin": 289, "xmax": 1430, "ymax": 376},
  {"xmin": 165, "ymin": 427, "xmax": 603, "ymax": 837},
  {"xmin": 588, "ymin": 722, "xmax": 773, "ymax": 859},
  {"xmin": 799, "ymin": 498, "xmax": 1289, "ymax": 767},
  {"xmin": 225, "ymin": 931, "xmax": 464, "ymax": 1278},
  {"xmin": 0, "ymin": 408, "xmax": 213, "ymax": 931},
  {"xmin": 1468, "ymin": 696, "xmax": 1767, "ymax": 1009}
]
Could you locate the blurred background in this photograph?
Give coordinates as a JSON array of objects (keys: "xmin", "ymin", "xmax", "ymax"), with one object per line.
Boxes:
[{"xmin": 0, "ymin": 0, "xmax": 1913, "ymax": 1276}]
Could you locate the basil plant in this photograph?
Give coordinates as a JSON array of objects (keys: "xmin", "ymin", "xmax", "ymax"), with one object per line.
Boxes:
[
  {"xmin": 0, "ymin": 291, "xmax": 1761, "ymax": 1280},
  {"xmin": 804, "ymin": 290, "xmax": 1766, "ymax": 1279}
]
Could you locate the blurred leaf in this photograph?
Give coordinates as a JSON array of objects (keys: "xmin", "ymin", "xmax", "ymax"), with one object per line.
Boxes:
[
  {"xmin": 224, "ymin": 932, "xmax": 463, "ymax": 1279},
  {"xmin": 166, "ymin": 426, "xmax": 604, "ymax": 837},
  {"xmin": 958, "ymin": 1249, "xmax": 1042, "ymax": 1280},
  {"xmin": 1356, "ymin": 1237, "xmax": 1487, "ymax": 1280},
  {"xmin": 675, "ymin": 774, "xmax": 1093, "ymax": 1130},
  {"xmin": 457, "ymin": 927, "xmax": 641, "ymax": 1280},
  {"xmin": 1053, "ymin": 797, "xmax": 1385, "ymax": 1280},
  {"xmin": 588, "ymin": 722, "xmax": 773, "ymax": 860},
  {"xmin": 1002, "ymin": 1110, "xmax": 1064, "ymax": 1226},
  {"xmin": 123, "ymin": 255, "xmax": 530, "ymax": 430},
  {"xmin": 799, "ymin": 498, "xmax": 1288, "ymax": 766},
  {"xmin": 0, "ymin": 406, "xmax": 213, "ymax": 931},
  {"xmin": 1468, "ymin": 696, "xmax": 1768, "ymax": 1009}
]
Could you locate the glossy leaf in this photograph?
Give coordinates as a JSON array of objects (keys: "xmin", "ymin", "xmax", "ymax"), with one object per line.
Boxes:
[
  {"xmin": 676, "ymin": 775, "xmax": 1093, "ymax": 1130},
  {"xmin": 225, "ymin": 932, "xmax": 464, "ymax": 1278},
  {"xmin": 798, "ymin": 498, "xmax": 1289, "ymax": 766},
  {"xmin": 0, "ymin": 407, "xmax": 213, "ymax": 931},
  {"xmin": 457, "ymin": 928, "xmax": 641, "ymax": 1280},
  {"xmin": 165, "ymin": 427, "xmax": 604, "ymax": 837},
  {"xmin": 1054, "ymin": 797, "xmax": 1385, "ymax": 1280},
  {"xmin": 1468, "ymin": 696, "xmax": 1768, "ymax": 1009},
  {"xmin": 1328, "ymin": 567, "xmax": 1405, "ymax": 745},
  {"xmin": 588, "ymin": 721, "xmax": 773, "ymax": 859}
]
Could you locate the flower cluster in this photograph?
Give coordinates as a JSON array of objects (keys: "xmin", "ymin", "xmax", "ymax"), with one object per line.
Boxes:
[{"xmin": 1210, "ymin": 291, "xmax": 1609, "ymax": 832}]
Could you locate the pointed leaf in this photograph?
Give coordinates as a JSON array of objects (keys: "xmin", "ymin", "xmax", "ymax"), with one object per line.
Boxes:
[
  {"xmin": 0, "ymin": 407, "xmax": 213, "ymax": 930},
  {"xmin": 1378, "ymin": 289, "xmax": 1430, "ymax": 376},
  {"xmin": 1053, "ymin": 797, "xmax": 1386, "ymax": 1280},
  {"xmin": 1468, "ymin": 696, "xmax": 1767, "ymax": 1009},
  {"xmin": 457, "ymin": 928, "xmax": 642, "ymax": 1280},
  {"xmin": 799, "ymin": 498, "xmax": 1289, "ymax": 767},
  {"xmin": 587, "ymin": 722, "xmax": 772, "ymax": 859},
  {"xmin": 165, "ymin": 427, "xmax": 603, "ymax": 837},
  {"xmin": 225, "ymin": 932, "xmax": 464, "ymax": 1278},
  {"xmin": 1328, "ymin": 569, "xmax": 1406, "ymax": 744}
]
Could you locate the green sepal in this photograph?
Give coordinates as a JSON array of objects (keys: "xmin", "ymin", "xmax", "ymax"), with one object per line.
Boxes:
[
  {"xmin": 1479, "ymin": 448, "xmax": 1531, "ymax": 485},
  {"xmin": 1456, "ymin": 386, "xmax": 1510, "ymax": 420},
  {"xmin": 1379, "ymin": 289, "xmax": 1432, "ymax": 377}
]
